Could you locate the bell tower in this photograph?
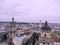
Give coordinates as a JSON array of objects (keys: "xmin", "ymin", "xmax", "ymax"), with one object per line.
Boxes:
[{"xmin": 8, "ymin": 17, "xmax": 16, "ymax": 45}]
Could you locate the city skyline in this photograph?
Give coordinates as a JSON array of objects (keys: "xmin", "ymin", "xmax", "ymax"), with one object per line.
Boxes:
[{"xmin": 0, "ymin": 0, "xmax": 60, "ymax": 23}]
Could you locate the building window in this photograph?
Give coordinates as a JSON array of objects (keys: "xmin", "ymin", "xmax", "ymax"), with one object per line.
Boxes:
[
  {"xmin": 43, "ymin": 43, "xmax": 45, "ymax": 45},
  {"xmin": 44, "ymin": 34, "xmax": 46, "ymax": 37}
]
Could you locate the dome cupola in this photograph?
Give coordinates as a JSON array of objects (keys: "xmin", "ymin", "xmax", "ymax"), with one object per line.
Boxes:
[{"xmin": 41, "ymin": 21, "xmax": 51, "ymax": 30}]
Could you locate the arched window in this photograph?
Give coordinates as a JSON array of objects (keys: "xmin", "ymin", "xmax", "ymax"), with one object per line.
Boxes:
[
  {"xmin": 44, "ymin": 34, "xmax": 46, "ymax": 37},
  {"xmin": 43, "ymin": 42, "xmax": 45, "ymax": 45}
]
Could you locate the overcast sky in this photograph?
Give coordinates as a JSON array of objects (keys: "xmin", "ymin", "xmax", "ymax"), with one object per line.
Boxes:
[{"xmin": 0, "ymin": 0, "xmax": 60, "ymax": 23}]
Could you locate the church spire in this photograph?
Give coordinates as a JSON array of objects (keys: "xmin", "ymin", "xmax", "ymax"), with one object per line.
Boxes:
[
  {"xmin": 45, "ymin": 21, "xmax": 48, "ymax": 25},
  {"xmin": 39, "ymin": 20, "xmax": 41, "ymax": 28},
  {"xmin": 12, "ymin": 17, "xmax": 14, "ymax": 22}
]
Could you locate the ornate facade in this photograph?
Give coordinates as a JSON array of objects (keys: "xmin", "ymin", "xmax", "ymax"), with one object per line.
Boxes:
[{"xmin": 39, "ymin": 21, "xmax": 54, "ymax": 45}]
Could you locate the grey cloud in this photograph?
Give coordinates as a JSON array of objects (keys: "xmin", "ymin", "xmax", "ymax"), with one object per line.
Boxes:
[{"xmin": 0, "ymin": 0, "xmax": 60, "ymax": 23}]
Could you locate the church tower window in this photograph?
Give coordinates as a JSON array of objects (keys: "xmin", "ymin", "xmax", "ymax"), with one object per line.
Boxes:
[
  {"xmin": 44, "ymin": 34, "xmax": 46, "ymax": 37},
  {"xmin": 43, "ymin": 42, "xmax": 45, "ymax": 45}
]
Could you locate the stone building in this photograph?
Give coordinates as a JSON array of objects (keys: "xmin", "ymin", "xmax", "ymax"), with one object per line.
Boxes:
[
  {"xmin": 39, "ymin": 21, "xmax": 54, "ymax": 45},
  {"xmin": 8, "ymin": 17, "xmax": 16, "ymax": 45}
]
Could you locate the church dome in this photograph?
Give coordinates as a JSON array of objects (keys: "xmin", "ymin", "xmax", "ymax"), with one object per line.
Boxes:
[{"xmin": 41, "ymin": 21, "xmax": 51, "ymax": 30}]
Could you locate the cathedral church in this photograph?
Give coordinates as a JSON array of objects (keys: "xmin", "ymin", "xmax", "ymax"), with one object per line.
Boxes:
[{"xmin": 39, "ymin": 21, "xmax": 54, "ymax": 45}]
